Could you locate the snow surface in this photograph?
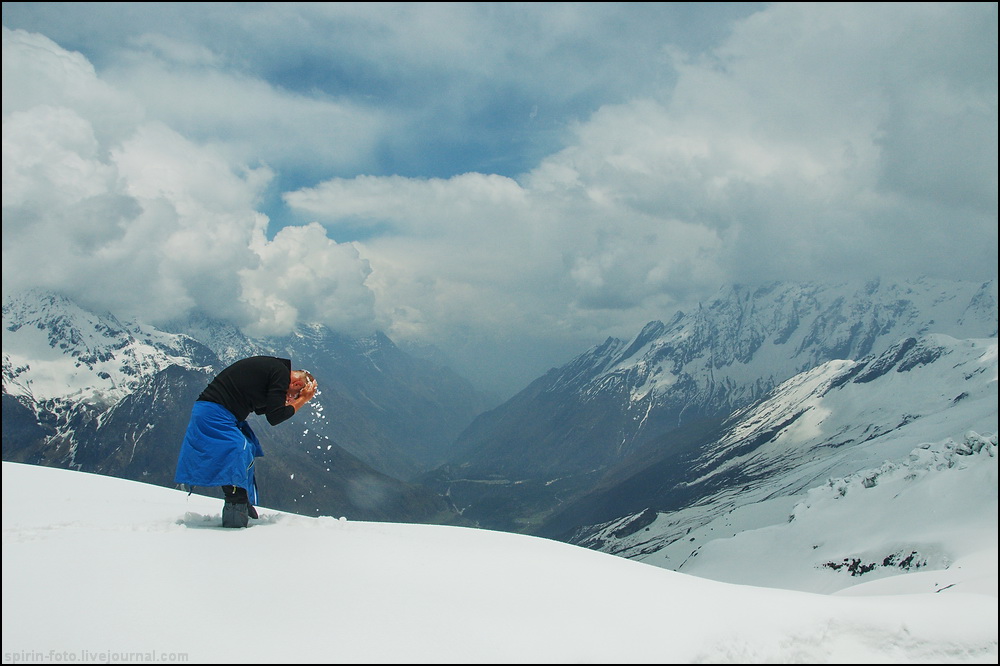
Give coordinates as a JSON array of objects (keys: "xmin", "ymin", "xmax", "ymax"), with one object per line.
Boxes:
[
  {"xmin": 590, "ymin": 334, "xmax": 998, "ymax": 587},
  {"xmin": 661, "ymin": 434, "xmax": 998, "ymax": 595},
  {"xmin": 2, "ymin": 461, "xmax": 996, "ymax": 664}
]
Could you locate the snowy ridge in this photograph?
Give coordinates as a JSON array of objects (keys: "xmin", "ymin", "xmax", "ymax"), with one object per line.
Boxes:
[
  {"xmin": 161, "ymin": 311, "xmax": 265, "ymax": 366},
  {"xmin": 2, "ymin": 289, "xmax": 214, "ymax": 406},
  {"xmin": 574, "ymin": 333, "xmax": 997, "ymax": 591},
  {"xmin": 552, "ymin": 278, "xmax": 997, "ymax": 415},
  {"xmin": 687, "ymin": 334, "xmax": 997, "ymax": 489}
]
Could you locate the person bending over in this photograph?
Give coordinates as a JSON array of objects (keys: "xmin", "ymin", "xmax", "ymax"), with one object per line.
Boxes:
[{"xmin": 174, "ymin": 355, "xmax": 317, "ymax": 528}]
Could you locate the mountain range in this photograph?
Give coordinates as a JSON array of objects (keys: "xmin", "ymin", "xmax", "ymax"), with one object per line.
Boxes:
[
  {"xmin": 2, "ymin": 277, "xmax": 997, "ymax": 580},
  {"xmin": 1, "ymin": 289, "xmax": 489, "ymax": 524},
  {"xmin": 424, "ymin": 278, "xmax": 998, "ymax": 543}
]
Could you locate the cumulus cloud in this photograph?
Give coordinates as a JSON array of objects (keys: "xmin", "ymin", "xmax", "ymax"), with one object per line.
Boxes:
[
  {"xmin": 2, "ymin": 26, "xmax": 378, "ymax": 337},
  {"xmin": 241, "ymin": 223, "xmax": 377, "ymax": 337},
  {"xmin": 284, "ymin": 2, "xmax": 997, "ymax": 370}
]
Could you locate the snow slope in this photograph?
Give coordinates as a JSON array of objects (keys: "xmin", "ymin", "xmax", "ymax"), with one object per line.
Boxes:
[{"xmin": 2, "ymin": 461, "xmax": 996, "ymax": 664}]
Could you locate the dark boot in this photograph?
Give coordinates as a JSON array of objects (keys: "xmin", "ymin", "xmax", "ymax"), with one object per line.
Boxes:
[{"xmin": 222, "ymin": 499, "xmax": 249, "ymax": 528}]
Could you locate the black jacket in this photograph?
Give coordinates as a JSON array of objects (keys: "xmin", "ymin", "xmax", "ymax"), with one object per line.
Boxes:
[{"xmin": 198, "ymin": 356, "xmax": 295, "ymax": 425}]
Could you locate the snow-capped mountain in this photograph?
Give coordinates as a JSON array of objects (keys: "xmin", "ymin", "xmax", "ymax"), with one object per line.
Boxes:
[
  {"xmin": 160, "ymin": 310, "xmax": 267, "ymax": 367},
  {"xmin": 554, "ymin": 333, "xmax": 997, "ymax": 582},
  {"xmin": 2, "ymin": 289, "xmax": 216, "ymax": 408},
  {"xmin": 2, "ymin": 289, "xmax": 488, "ymax": 524},
  {"xmin": 434, "ymin": 277, "xmax": 997, "ymax": 535}
]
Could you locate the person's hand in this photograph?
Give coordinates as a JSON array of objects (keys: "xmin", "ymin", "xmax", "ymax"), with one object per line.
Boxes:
[
  {"xmin": 287, "ymin": 377, "xmax": 318, "ymax": 411},
  {"xmin": 301, "ymin": 378, "xmax": 318, "ymax": 401}
]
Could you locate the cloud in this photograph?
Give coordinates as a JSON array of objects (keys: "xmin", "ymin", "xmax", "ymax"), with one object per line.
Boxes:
[
  {"xmin": 2, "ymin": 26, "xmax": 378, "ymax": 337},
  {"xmin": 241, "ymin": 223, "xmax": 377, "ymax": 338},
  {"xmin": 2, "ymin": 4, "xmax": 997, "ymax": 395},
  {"xmin": 100, "ymin": 48, "xmax": 388, "ymax": 178},
  {"xmin": 285, "ymin": 3, "xmax": 996, "ymax": 362},
  {"xmin": 1, "ymin": 27, "xmax": 142, "ymax": 144}
]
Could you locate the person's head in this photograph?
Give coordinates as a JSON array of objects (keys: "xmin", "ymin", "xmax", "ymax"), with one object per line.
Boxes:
[
  {"xmin": 289, "ymin": 370, "xmax": 315, "ymax": 396},
  {"xmin": 292, "ymin": 369, "xmax": 314, "ymax": 383}
]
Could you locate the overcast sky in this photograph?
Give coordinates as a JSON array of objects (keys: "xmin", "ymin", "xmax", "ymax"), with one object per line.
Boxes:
[{"xmin": 3, "ymin": 3, "xmax": 997, "ymax": 397}]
